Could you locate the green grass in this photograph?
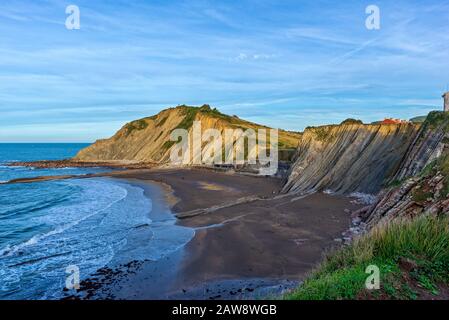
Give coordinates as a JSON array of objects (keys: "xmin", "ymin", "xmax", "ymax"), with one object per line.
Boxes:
[
  {"xmin": 405, "ymin": 111, "xmax": 449, "ymax": 152},
  {"xmin": 284, "ymin": 215, "xmax": 449, "ymax": 300},
  {"xmin": 404, "ymin": 112, "xmax": 449, "ymax": 200},
  {"xmin": 175, "ymin": 104, "xmax": 265, "ymax": 130},
  {"xmin": 175, "ymin": 106, "xmax": 199, "ymax": 130},
  {"xmin": 423, "ymin": 111, "xmax": 449, "ymax": 131},
  {"xmin": 387, "ymin": 179, "xmax": 404, "ymax": 188},
  {"xmin": 161, "ymin": 140, "xmax": 176, "ymax": 152},
  {"xmin": 124, "ymin": 119, "xmax": 148, "ymax": 136},
  {"xmin": 415, "ymin": 152, "xmax": 449, "ymax": 200},
  {"xmin": 310, "ymin": 127, "xmax": 334, "ymax": 142},
  {"xmin": 412, "ymin": 188, "xmax": 433, "ymax": 202},
  {"xmin": 435, "ymin": 153, "xmax": 449, "ymax": 198},
  {"xmin": 340, "ymin": 118, "xmax": 363, "ymax": 125}
]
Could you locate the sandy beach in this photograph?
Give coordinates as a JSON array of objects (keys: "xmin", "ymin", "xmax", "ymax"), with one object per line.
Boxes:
[{"xmin": 67, "ymin": 167, "xmax": 362, "ymax": 300}]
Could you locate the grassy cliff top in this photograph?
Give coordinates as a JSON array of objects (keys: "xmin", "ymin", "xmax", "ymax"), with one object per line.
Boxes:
[
  {"xmin": 120, "ymin": 104, "xmax": 302, "ymax": 149},
  {"xmin": 421, "ymin": 111, "xmax": 449, "ymax": 131}
]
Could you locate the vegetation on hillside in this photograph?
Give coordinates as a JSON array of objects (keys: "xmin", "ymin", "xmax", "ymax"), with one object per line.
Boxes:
[
  {"xmin": 156, "ymin": 116, "xmax": 169, "ymax": 127},
  {"xmin": 409, "ymin": 111, "xmax": 449, "ymax": 202},
  {"xmin": 124, "ymin": 119, "xmax": 148, "ymax": 136},
  {"xmin": 309, "ymin": 126, "xmax": 335, "ymax": 143},
  {"xmin": 285, "ymin": 111, "xmax": 449, "ymax": 300},
  {"xmin": 421, "ymin": 111, "xmax": 449, "ymax": 131},
  {"xmin": 418, "ymin": 111, "xmax": 449, "ymax": 145},
  {"xmin": 102, "ymin": 104, "xmax": 301, "ymax": 159},
  {"xmin": 284, "ymin": 215, "xmax": 449, "ymax": 300},
  {"xmin": 168, "ymin": 104, "xmax": 301, "ymax": 149},
  {"xmin": 410, "ymin": 115, "xmax": 427, "ymax": 123},
  {"xmin": 412, "ymin": 152, "xmax": 449, "ymax": 203},
  {"xmin": 174, "ymin": 104, "xmax": 241, "ymax": 130},
  {"xmin": 340, "ymin": 118, "xmax": 363, "ymax": 125}
]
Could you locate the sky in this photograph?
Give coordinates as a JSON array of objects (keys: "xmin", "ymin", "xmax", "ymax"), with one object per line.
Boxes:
[{"xmin": 0, "ymin": 0, "xmax": 449, "ymax": 142}]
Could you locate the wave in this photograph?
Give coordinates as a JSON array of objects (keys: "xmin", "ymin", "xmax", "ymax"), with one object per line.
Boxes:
[
  {"xmin": 0, "ymin": 165, "xmax": 32, "ymax": 170},
  {"xmin": 0, "ymin": 179, "xmax": 129, "ymax": 257},
  {"xmin": 0, "ymin": 177, "xmax": 195, "ymax": 299},
  {"xmin": 0, "ymin": 160, "xmax": 19, "ymax": 165}
]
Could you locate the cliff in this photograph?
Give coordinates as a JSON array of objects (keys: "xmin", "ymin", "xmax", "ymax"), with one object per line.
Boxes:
[
  {"xmin": 74, "ymin": 105, "xmax": 301, "ymax": 164},
  {"xmin": 285, "ymin": 112, "xmax": 449, "ymax": 301},
  {"xmin": 362, "ymin": 112, "xmax": 449, "ymax": 226},
  {"xmin": 282, "ymin": 122, "xmax": 421, "ymax": 195}
]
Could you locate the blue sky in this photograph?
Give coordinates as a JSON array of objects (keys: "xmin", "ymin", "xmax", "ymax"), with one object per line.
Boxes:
[{"xmin": 0, "ymin": 0, "xmax": 449, "ymax": 142}]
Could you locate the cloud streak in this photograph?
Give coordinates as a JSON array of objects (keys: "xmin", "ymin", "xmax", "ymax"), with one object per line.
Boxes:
[{"xmin": 0, "ymin": 0, "xmax": 448, "ymax": 142}]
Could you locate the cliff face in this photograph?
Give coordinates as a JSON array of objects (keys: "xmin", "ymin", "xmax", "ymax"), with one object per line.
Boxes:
[
  {"xmin": 363, "ymin": 112, "xmax": 449, "ymax": 226},
  {"xmin": 74, "ymin": 105, "xmax": 301, "ymax": 164},
  {"xmin": 75, "ymin": 103, "xmax": 449, "ymax": 228},
  {"xmin": 75, "ymin": 106, "xmax": 185, "ymax": 163},
  {"xmin": 282, "ymin": 122, "xmax": 421, "ymax": 195},
  {"xmin": 391, "ymin": 114, "xmax": 447, "ymax": 181}
]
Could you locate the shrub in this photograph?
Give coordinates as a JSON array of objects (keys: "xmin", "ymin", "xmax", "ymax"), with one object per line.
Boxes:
[
  {"xmin": 311, "ymin": 127, "xmax": 333, "ymax": 142},
  {"xmin": 124, "ymin": 119, "xmax": 148, "ymax": 136},
  {"xmin": 341, "ymin": 118, "xmax": 363, "ymax": 125}
]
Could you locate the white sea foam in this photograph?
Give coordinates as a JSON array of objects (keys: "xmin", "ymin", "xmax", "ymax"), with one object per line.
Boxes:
[
  {"xmin": 0, "ymin": 244, "xmax": 12, "ymax": 256},
  {"xmin": 0, "ymin": 177, "xmax": 195, "ymax": 299},
  {"xmin": 1, "ymin": 180, "xmax": 128, "ymax": 258},
  {"xmin": 4, "ymin": 165, "xmax": 28, "ymax": 169}
]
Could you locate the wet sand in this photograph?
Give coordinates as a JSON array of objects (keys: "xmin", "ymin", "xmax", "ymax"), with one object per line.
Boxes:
[
  {"xmin": 89, "ymin": 168, "xmax": 363, "ymax": 299},
  {"xmin": 108, "ymin": 167, "xmax": 283, "ymax": 213}
]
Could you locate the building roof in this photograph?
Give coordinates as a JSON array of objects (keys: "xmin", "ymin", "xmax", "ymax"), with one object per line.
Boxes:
[{"xmin": 380, "ymin": 118, "xmax": 409, "ymax": 125}]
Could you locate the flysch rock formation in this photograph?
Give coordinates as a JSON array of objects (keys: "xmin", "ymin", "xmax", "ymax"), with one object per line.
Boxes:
[
  {"xmin": 75, "ymin": 104, "xmax": 449, "ymax": 231},
  {"xmin": 362, "ymin": 111, "xmax": 449, "ymax": 227},
  {"xmin": 391, "ymin": 113, "xmax": 448, "ymax": 181},
  {"xmin": 74, "ymin": 105, "xmax": 301, "ymax": 164},
  {"xmin": 282, "ymin": 122, "xmax": 421, "ymax": 195}
]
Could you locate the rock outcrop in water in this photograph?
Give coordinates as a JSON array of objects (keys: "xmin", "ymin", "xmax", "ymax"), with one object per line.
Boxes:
[
  {"xmin": 282, "ymin": 122, "xmax": 421, "ymax": 195},
  {"xmin": 74, "ymin": 105, "xmax": 301, "ymax": 164}
]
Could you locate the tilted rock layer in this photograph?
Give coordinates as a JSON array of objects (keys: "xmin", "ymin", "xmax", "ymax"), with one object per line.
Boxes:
[
  {"xmin": 74, "ymin": 105, "xmax": 301, "ymax": 164},
  {"xmin": 75, "ymin": 104, "xmax": 449, "ymax": 227},
  {"xmin": 364, "ymin": 112, "xmax": 449, "ymax": 226},
  {"xmin": 283, "ymin": 122, "xmax": 421, "ymax": 195}
]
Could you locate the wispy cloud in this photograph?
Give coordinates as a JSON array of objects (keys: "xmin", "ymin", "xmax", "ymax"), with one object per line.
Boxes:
[{"xmin": 0, "ymin": 0, "xmax": 448, "ymax": 141}]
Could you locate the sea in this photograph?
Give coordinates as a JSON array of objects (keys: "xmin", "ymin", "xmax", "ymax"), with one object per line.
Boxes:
[{"xmin": 0, "ymin": 143, "xmax": 194, "ymax": 299}]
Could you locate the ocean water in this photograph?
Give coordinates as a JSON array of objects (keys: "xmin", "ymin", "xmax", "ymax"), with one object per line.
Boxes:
[
  {"xmin": 0, "ymin": 143, "xmax": 111, "ymax": 182},
  {"xmin": 0, "ymin": 144, "xmax": 194, "ymax": 299}
]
